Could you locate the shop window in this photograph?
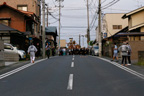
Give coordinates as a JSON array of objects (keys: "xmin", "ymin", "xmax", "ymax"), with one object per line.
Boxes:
[{"xmin": 17, "ymin": 5, "xmax": 28, "ymax": 11}]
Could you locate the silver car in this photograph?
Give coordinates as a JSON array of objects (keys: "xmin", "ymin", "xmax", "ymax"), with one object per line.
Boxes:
[
  {"xmin": 92, "ymin": 46, "xmax": 99, "ymax": 56},
  {"xmin": 4, "ymin": 43, "xmax": 26, "ymax": 60}
]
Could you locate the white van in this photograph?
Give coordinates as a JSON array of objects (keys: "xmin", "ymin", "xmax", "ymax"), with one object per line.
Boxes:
[{"xmin": 4, "ymin": 43, "xmax": 26, "ymax": 60}]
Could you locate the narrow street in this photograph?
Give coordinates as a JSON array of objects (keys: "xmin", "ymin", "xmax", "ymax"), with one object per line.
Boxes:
[{"xmin": 0, "ymin": 56, "xmax": 144, "ymax": 96}]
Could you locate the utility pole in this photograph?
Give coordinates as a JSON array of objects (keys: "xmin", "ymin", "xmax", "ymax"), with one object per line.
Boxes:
[
  {"xmin": 42, "ymin": 0, "xmax": 46, "ymax": 58},
  {"xmin": 87, "ymin": 0, "xmax": 90, "ymax": 46},
  {"xmin": 56, "ymin": 0, "xmax": 64, "ymax": 54},
  {"xmin": 98, "ymin": 0, "xmax": 102, "ymax": 57},
  {"xmin": 46, "ymin": 4, "xmax": 49, "ymax": 27},
  {"xmin": 81, "ymin": 35, "xmax": 84, "ymax": 47},
  {"xmin": 79, "ymin": 34, "xmax": 81, "ymax": 46}
]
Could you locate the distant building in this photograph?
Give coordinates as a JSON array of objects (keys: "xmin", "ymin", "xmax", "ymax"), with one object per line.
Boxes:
[
  {"xmin": 60, "ymin": 40, "xmax": 66, "ymax": 48},
  {"xmin": 102, "ymin": 13, "xmax": 128, "ymax": 38},
  {"xmin": 45, "ymin": 26, "xmax": 58, "ymax": 48}
]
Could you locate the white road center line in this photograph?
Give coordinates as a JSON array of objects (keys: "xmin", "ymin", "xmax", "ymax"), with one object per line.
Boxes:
[
  {"xmin": 72, "ymin": 58, "xmax": 74, "ymax": 60},
  {"xmin": 71, "ymin": 62, "xmax": 74, "ymax": 67},
  {"xmin": 67, "ymin": 74, "xmax": 74, "ymax": 90}
]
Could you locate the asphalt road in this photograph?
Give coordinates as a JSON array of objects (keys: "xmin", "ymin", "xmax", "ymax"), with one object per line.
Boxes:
[{"xmin": 0, "ymin": 55, "xmax": 144, "ymax": 96}]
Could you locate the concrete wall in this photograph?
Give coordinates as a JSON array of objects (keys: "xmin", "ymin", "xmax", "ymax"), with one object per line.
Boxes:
[
  {"xmin": 0, "ymin": 40, "xmax": 4, "ymax": 67},
  {"xmin": 0, "ymin": 51, "xmax": 5, "ymax": 67},
  {"xmin": 103, "ymin": 13, "xmax": 128, "ymax": 37},
  {"xmin": 4, "ymin": 51, "xmax": 19, "ymax": 62},
  {"xmin": 129, "ymin": 41, "xmax": 144, "ymax": 63}
]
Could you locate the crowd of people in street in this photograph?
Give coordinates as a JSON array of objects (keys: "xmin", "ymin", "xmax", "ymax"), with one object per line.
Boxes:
[
  {"xmin": 112, "ymin": 41, "xmax": 132, "ymax": 66},
  {"xmin": 59, "ymin": 48, "xmax": 90, "ymax": 56},
  {"xmin": 27, "ymin": 40, "xmax": 132, "ymax": 66}
]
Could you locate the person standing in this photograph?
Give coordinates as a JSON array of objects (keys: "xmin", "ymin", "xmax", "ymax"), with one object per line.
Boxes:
[
  {"xmin": 27, "ymin": 43, "xmax": 37, "ymax": 63},
  {"xmin": 112, "ymin": 43, "xmax": 119, "ymax": 62},
  {"xmin": 45, "ymin": 43, "xmax": 51, "ymax": 59},
  {"xmin": 118, "ymin": 42, "xmax": 129, "ymax": 66},
  {"xmin": 127, "ymin": 42, "xmax": 132, "ymax": 65}
]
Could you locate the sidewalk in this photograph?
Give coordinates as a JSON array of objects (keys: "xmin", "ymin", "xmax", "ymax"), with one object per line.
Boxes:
[
  {"xmin": 102, "ymin": 56, "xmax": 144, "ymax": 75},
  {"xmin": 0, "ymin": 57, "xmax": 43, "ymax": 75},
  {"xmin": 0, "ymin": 56, "xmax": 58, "ymax": 75}
]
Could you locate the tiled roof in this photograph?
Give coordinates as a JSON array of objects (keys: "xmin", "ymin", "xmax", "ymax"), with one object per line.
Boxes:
[
  {"xmin": 45, "ymin": 26, "xmax": 58, "ymax": 36},
  {"xmin": 0, "ymin": 23, "xmax": 17, "ymax": 31},
  {"xmin": 0, "ymin": 2, "xmax": 35, "ymax": 19},
  {"xmin": 122, "ymin": 6, "xmax": 144, "ymax": 19}
]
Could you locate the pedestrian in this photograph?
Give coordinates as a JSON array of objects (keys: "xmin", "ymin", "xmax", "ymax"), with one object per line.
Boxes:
[
  {"xmin": 45, "ymin": 43, "xmax": 51, "ymax": 59},
  {"xmin": 52, "ymin": 47, "xmax": 55, "ymax": 56},
  {"xmin": 27, "ymin": 43, "xmax": 38, "ymax": 63},
  {"xmin": 111, "ymin": 43, "xmax": 118, "ymax": 62},
  {"xmin": 118, "ymin": 41, "xmax": 129, "ymax": 66},
  {"xmin": 35, "ymin": 43, "xmax": 40, "ymax": 57},
  {"xmin": 126, "ymin": 42, "xmax": 132, "ymax": 65}
]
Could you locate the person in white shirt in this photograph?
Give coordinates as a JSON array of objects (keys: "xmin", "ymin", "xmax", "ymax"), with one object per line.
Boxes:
[{"xmin": 27, "ymin": 43, "xmax": 37, "ymax": 63}]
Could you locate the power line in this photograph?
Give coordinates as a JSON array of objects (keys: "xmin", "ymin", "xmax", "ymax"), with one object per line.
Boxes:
[
  {"xmin": 61, "ymin": 26, "xmax": 87, "ymax": 28},
  {"xmin": 102, "ymin": 0, "xmax": 120, "ymax": 9}
]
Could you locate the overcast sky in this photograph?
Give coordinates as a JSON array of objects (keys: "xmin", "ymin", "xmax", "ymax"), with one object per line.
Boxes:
[{"xmin": 45, "ymin": 0, "xmax": 144, "ymax": 47}]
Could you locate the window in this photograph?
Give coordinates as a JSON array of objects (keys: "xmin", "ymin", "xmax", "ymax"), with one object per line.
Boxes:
[
  {"xmin": 130, "ymin": 36, "xmax": 140, "ymax": 41},
  {"xmin": 4, "ymin": 45, "xmax": 12, "ymax": 50},
  {"xmin": 17, "ymin": 5, "xmax": 28, "ymax": 11},
  {"xmin": 135, "ymin": 36, "xmax": 140, "ymax": 41},
  {"xmin": 0, "ymin": 20, "xmax": 9, "ymax": 26},
  {"xmin": 113, "ymin": 25, "xmax": 122, "ymax": 29}
]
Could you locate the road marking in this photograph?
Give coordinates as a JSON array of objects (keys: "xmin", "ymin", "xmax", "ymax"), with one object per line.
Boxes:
[
  {"xmin": 92, "ymin": 56, "xmax": 144, "ymax": 80},
  {"xmin": 71, "ymin": 62, "xmax": 74, "ymax": 67},
  {"xmin": 67, "ymin": 74, "xmax": 74, "ymax": 90},
  {"xmin": 73, "ymin": 55, "xmax": 75, "ymax": 58},
  {"xmin": 72, "ymin": 58, "xmax": 74, "ymax": 60},
  {"xmin": 0, "ymin": 59, "xmax": 46, "ymax": 80}
]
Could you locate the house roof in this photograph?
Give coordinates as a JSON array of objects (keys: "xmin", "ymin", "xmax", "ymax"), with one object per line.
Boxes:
[
  {"xmin": 122, "ymin": 6, "xmax": 144, "ymax": 19},
  {"xmin": 0, "ymin": 23, "xmax": 17, "ymax": 31},
  {"xmin": 0, "ymin": 2, "xmax": 38, "ymax": 23},
  {"xmin": 104, "ymin": 26, "xmax": 128, "ymax": 40},
  {"xmin": 0, "ymin": 24, "xmax": 23, "ymax": 35},
  {"xmin": 45, "ymin": 26, "xmax": 58, "ymax": 36},
  {"xmin": 117, "ymin": 32, "xmax": 144, "ymax": 36},
  {"xmin": 129, "ymin": 23, "xmax": 144, "ymax": 31},
  {"xmin": 103, "ymin": 26, "xmax": 144, "ymax": 41}
]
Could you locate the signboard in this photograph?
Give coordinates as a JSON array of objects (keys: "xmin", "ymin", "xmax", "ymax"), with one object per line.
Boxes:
[
  {"xmin": 29, "ymin": 37, "xmax": 32, "ymax": 40},
  {"xmin": 104, "ymin": 33, "xmax": 107, "ymax": 38}
]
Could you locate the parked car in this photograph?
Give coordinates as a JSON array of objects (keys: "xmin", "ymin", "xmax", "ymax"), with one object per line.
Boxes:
[
  {"xmin": 4, "ymin": 43, "xmax": 26, "ymax": 60},
  {"xmin": 92, "ymin": 46, "xmax": 99, "ymax": 56}
]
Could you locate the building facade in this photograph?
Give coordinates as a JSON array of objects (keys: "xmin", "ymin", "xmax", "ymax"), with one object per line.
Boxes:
[
  {"xmin": 0, "ymin": 0, "xmax": 41, "ymax": 37},
  {"xmin": 0, "ymin": 3, "xmax": 41, "ymax": 53},
  {"xmin": 122, "ymin": 6, "xmax": 144, "ymax": 41},
  {"xmin": 122, "ymin": 6, "xmax": 144, "ymax": 63},
  {"xmin": 102, "ymin": 13, "xmax": 128, "ymax": 38}
]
